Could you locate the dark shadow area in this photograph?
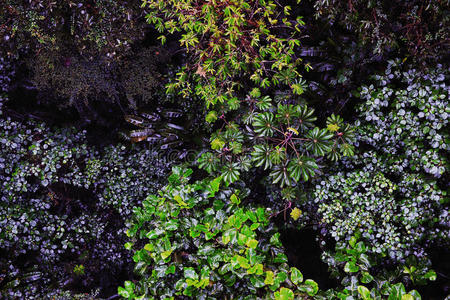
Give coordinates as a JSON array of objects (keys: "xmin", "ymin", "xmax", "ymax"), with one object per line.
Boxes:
[
  {"xmin": 416, "ymin": 246, "xmax": 450, "ymax": 299},
  {"xmin": 279, "ymin": 227, "xmax": 338, "ymax": 290}
]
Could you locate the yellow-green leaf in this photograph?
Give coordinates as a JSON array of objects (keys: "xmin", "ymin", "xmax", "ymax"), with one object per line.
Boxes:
[
  {"xmin": 211, "ymin": 138, "xmax": 225, "ymax": 150},
  {"xmin": 174, "ymin": 195, "xmax": 188, "ymax": 206},
  {"xmin": 230, "ymin": 193, "xmax": 240, "ymax": 205},
  {"xmin": 161, "ymin": 250, "xmax": 172, "ymax": 260},
  {"xmin": 327, "ymin": 123, "xmax": 340, "ymax": 132},
  {"xmin": 287, "ymin": 127, "xmax": 299, "ymax": 135},
  {"xmin": 246, "ymin": 239, "xmax": 259, "ymax": 249},
  {"xmin": 290, "ymin": 207, "xmax": 302, "ymax": 221},
  {"xmin": 264, "ymin": 271, "xmax": 275, "ymax": 285}
]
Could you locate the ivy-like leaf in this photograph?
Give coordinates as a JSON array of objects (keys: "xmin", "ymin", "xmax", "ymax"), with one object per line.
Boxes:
[{"xmin": 274, "ymin": 287, "xmax": 294, "ymax": 300}]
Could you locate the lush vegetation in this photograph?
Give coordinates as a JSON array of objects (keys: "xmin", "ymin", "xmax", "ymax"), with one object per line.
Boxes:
[{"xmin": 0, "ymin": 0, "xmax": 448, "ymax": 299}]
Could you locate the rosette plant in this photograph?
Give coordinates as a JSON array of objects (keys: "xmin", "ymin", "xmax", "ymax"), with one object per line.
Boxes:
[{"xmin": 198, "ymin": 95, "xmax": 355, "ymax": 188}]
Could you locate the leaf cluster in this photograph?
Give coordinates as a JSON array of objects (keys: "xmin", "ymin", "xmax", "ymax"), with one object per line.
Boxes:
[
  {"xmin": 320, "ymin": 235, "xmax": 426, "ymax": 300},
  {"xmin": 120, "ymin": 167, "xmax": 319, "ymax": 299},
  {"xmin": 199, "ymin": 98, "xmax": 355, "ymax": 189},
  {"xmin": 144, "ymin": 0, "xmax": 305, "ymax": 108}
]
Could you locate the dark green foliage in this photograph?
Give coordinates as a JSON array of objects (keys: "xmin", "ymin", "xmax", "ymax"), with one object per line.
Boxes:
[
  {"xmin": 355, "ymin": 60, "xmax": 449, "ymax": 178},
  {"xmin": 145, "ymin": 0, "xmax": 305, "ymax": 107},
  {"xmin": 1, "ymin": 0, "xmax": 145, "ymax": 60},
  {"xmin": 120, "ymin": 48, "xmax": 171, "ymax": 109},
  {"xmin": 120, "ymin": 167, "xmax": 319, "ymax": 299},
  {"xmin": 30, "ymin": 49, "xmax": 121, "ymax": 106},
  {"xmin": 0, "ymin": 94, "xmax": 171, "ymax": 298},
  {"xmin": 28, "ymin": 46, "xmax": 169, "ymax": 111},
  {"xmin": 314, "ymin": 61, "xmax": 449, "ymax": 260},
  {"xmin": 314, "ymin": 0, "xmax": 449, "ymax": 60},
  {"xmin": 1, "ymin": 1, "xmax": 449, "ymax": 298},
  {"xmin": 142, "ymin": 0, "xmax": 356, "ymax": 193},
  {"xmin": 319, "ymin": 236, "xmax": 423, "ymax": 299},
  {"xmin": 199, "ymin": 101, "xmax": 355, "ymax": 189}
]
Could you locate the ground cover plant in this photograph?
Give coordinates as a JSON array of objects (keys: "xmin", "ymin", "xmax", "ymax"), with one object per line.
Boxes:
[
  {"xmin": 120, "ymin": 167, "xmax": 320, "ymax": 299},
  {"xmin": 0, "ymin": 0, "xmax": 449, "ymax": 299},
  {"xmin": 0, "ymin": 92, "xmax": 172, "ymax": 298}
]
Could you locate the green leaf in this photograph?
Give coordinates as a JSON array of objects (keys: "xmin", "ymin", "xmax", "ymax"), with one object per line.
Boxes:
[
  {"xmin": 124, "ymin": 280, "xmax": 135, "ymax": 291},
  {"xmin": 287, "ymin": 156, "xmax": 318, "ymax": 182},
  {"xmin": 274, "ymin": 253, "xmax": 288, "ymax": 263},
  {"xmin": 222, "ymin": 163, "xmax": 240, "ymax": 184},
  {"xmin": 257, "ymin": 95, "xmax": 272, "ymax": 110},
  {"xmin": 208, "ymin": 176, "xmax": 221, "ymax": 197},
  {"xmin": 206, "ymin": 110, "xmax": 218, "ymax": 123},
  {"xmin": 388, "ymin": 283, "xmax": 406, "ymax": 300},
  {"xmin": 166, "ymin": 265, "xmax": 176, "ymax": 275},
  {"xmin": 247, "ymin": 263, "xmax": 264, "ymax": 275},
  {"xmin": 198, "ymin": 152, "xmax": 219, "ymax": 173},
  {"xmin": 270, "ymin": 233, "xmax": 282, "ymax": 247},
  {"xmin": 296, "ymin": 105, "xmax": 316, "ymax": 130},
  {"xmin": 144, "ymin": 243, "xmax": 153, "ymax": 251},
  {"xmin": 270, "ymin": 146, "xmax": 287, "ymax": 165},
  {"xmin": 184, "ymin": 267, "xmax": 199, "ymax": 281},
  {"xmin": 173, "ymin": 194, "xmax": 188, "ymax": 207},
  {"xmin": 165, "ymin": 219, "xmax": 179, "ymax": 231},
  {"xmin": 290, "ymin": 267, "xmax": 303, "ymax": 284},
  {"xmin": 274, "ymin": 287, "xmax": 294, "ymax": 300},
  {"xmin": 326, "ymin": 114, "xmax": 343, "ymax": 132},
  {"xmin": 264, "ymin": 271, "xmax": 275, "ymax": 285},
  {"xmin": 298, "ymin": 279, "xmax": 318, "ymax": 296},
  {"xmin": 305, "ymin": 127, "xmax": 333, "ymax": 156},
  {"xmin": 344, "ymin": 261, "xmax": 359, "ymax": 273},
  {"xmin": 424, "ymin": 270, "xmax": 436, "ymax": 281},
  {"xmin": 276, "ymin": 104, "xmax": 297, "ymax": 124},
  {"xmin": 161, "ymin": 250, "xmax": 173, "ymax": 260},
  {"xmin": 118, "ymin": 286, "xmax": 130, "ymax": 298},
  {"xmin": 246, "ymin": 239, "xmax": 258, "ymax": 249},
  {"xmin": 358, "ymin": 285, "xmax": 372, "ymax": 300},
  {"xmin": 252, "ymin": 144, "xmax": 273, "ymax": 170},
  {"xmin": 230, "ymin": 193, "xmax": 240, "ymax": 205},
  {"xmin": 359, "ymin": 254, "xmax": 371, "ymax": 269},
  {"xmin": 250, "ymin": 275, "xmax": 265, "ymax": 288},
  {"xmin": 253, "ymin": 112, "xmax": 275, "ymax": 137},
  {"xmin": 355, "ymin": 241, "xmax": 366, "ymax": 253},
  {"xmin": 211, "ymin": 138, "xmax": 225, "ymax": 150},
  {"xmin": 361, "ymin": 272, "xmax": 374, "ymax": 284},
  {"xmin": 224, "ymin": 274, "xmax": 236, "ymax": 286},
  {"xmin": 269, "ymin": 271, "xmax": 287, "ymax": 291},
  {"xmin": 232, "ymin": 255, "xmax": 251, "ymax": 269},
  {"xmin": 269, "ymin": 164, "xmax": 292, "ymax": 187},
  {"xmin": 250, "ymin": 87, "xmax": 261, "ymax": 98}
]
